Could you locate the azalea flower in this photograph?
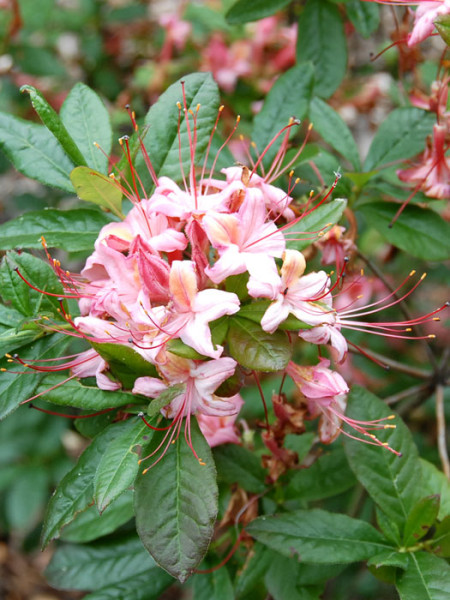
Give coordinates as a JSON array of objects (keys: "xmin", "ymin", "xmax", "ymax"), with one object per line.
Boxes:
[{"xmin": 197, "ymin": 393, "xmax": 244, "ymax": 447}]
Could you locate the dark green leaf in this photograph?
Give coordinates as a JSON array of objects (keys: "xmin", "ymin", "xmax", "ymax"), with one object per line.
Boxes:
[
  {"xmin": 5, "ymin": 467, "xmax": 49, "ymax": 530},
  {"xmin": 367, "ymin": 551, "xmax": 409, "ymax": 570},
  {"xmin": 228, "ymin": 317, "xmax": 292, "ymax": 372},
  {"xmin": 419, "ymin": 459, "xmax": 450, "ymax": 520},
  {"xmin": 434, "ymin": 14, "xmax": 450, "ymax": 46},
  {"xmin": 235, "ymin": 542, "xmax": 273, "ymax": 598},
  {"xmin": 192, "ymin": 565, "xmax": 234, "ymax": 600},
  {"xmin": 396, "ymin": 552, "xmax": 450, "ymax": 600},
  {"xmin": 346, "ymin": 0, "xmax": 380, "ymax": 38},
  {"xmin": 36, "ymin": 374, "xmax": 141, "ymax": 409},
  {"xmin": 431, "ymin": 516, "xmax": 450, "ymax": 557},
  {"xmin": 226, "ymin": 0, "xmax": 292, "ymax": 24},
  {"xmin": 135, "ymin": 419, "xmax": 218, "ymax": 582},
  {"xmin": 84, "ymin": 569, "xmax": 173, "ymax": 600},
  {"xmin": 376, "ymin": 507, "xmax": 402, "ymax": 546},
  {"xmin": 0, "ymin": 327, "xmax": 43, "ymax": 356},
  {"xmin": 286, "ymin": 445, "xmax": 357, "ymax": 501},
  {"xmin": 265, "ymin": 553, "xmax": 329, "ymax": 600},
  {"xmin": 297, "ymin": 0, "xmax": 347, "ymax": 98},
  {"xmin": 344, "ymin": 387, "xmax": 421, "ymax": 531},
  {"xmin": 309, "ymin": 97, "xmax": 360, "ymax": 169},
  {"xmin": 213, "ymin": 444, "xmax": 267, "ymax": 493},
  {"xmin": 285, "ymin": 199, "xmax": 347, "ymax": 252},
  {"xmin": 138, "ymin": 73, "xmax": 220, "ymax": 185},
  {"xmin": 41, "ymin": 421, "xmax": 129, "ymax": 547},
  {"xmin": 0, "ymin": 334, "xmax": 69, "ymax": 420},
  {"xmin": 60, "ymin": 490, "xmax": 134, "ymax": 543},
  {"xmin": 60, "ymin": 83, "xmax": 112, "ymax": 174},
  {"xmin": 92, "ymin": 342, "xmax": 158, "ymax": 389},
  {"xmin": 94, "ymin": 419, "xmax": 149, "ymax": 511},
  {"xmin": 147, "ymin": 384, "xmax": 185, "ymax": 417},
  {"xmin": 236, "ymin": 300, "xmax": 311, "ymax": 331},
  {"xmin": 359, "ymin": 202, "xmax": 450, "ymax": 261},
  {"xmin": 403, "ymin": 495, "xmax": 440, "ymax": 547},
  {"xmin": 45, "ymin": 534, "xmax": 168, "ymax": 591},
  {"xmin": 0, "ymin": 209, "xmax": 111, "ymax": 252},
  {"xmin": 251, "ymin": 64, "xmax": 314, "ymax": 166},
  {"xmin": 71, "ymin": 166, "xmax": 124, "ymax": 219},
  {"xmin": 20, "ymin": 84, "xmax": 87, "ymax": 166},
  {"xmin": 0, "ymin": 305, "xmax": 24, "ymax": 327},
  {"xmin": 0, "ymin": 111, "xmax": 74, "ymax": 191},
  {"xmin": 363, "ymin": 108, "xmax": 434, "ymax": 171},
  {"xmin": 247, "ymin": 508, "xmax": 393, "ymax": 563}
]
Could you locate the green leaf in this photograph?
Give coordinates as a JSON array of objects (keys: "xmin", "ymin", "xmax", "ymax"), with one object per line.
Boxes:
[
  {"xmin": 0, "ymin": 251, "xmax": 63, "ymax": 316},
  {"xmin": 60, "ymin": 82, "xmax": 112, "ymax": 174},
  {"xmin": 84, "ymin": 570, "xmax": 172, "ymax": 600},
  {"xmin": 420, "ymin": 459, "xmax": 450, "ymax": 521},
  {"xmin": 265, "ymin": 553, "xmax": 334, "ymax": 600},
  {"xmin": 434, "ymin": 14, "xmax": 450, "ymax": 46},
  {"xmin": 297, "ymin": 0, "xmax": 347, "ymax": 98},
  {"xmin": 60, "ymin": 490, "xmax": 134, "ymax": 543},
  {"xmin": 431, "ymin": 516, "xmax": 450, "ymax": 557},
  {"xmin": 0, "ymin": 327, "xmax": 43, "ymax": 356},
  {"xmin": 402, "ymin": 495, "xmax": 440, "ymax": 547},
  {"xmin": 344, "ymin": 387, "xmax": 421, "ymax": 531},
  {"xmin": 35, "ymin": 375, "xmax": 142, "ymax": 410},
  {"xmin": 45, "ymin": 533, "xmax": 171, "ymax": 592},
  {"xmin": 396, "ymin": 552, "xmax": 450, "ymax": 600},
  {"xmin": 285, "ymin": 199, "xmax": 347, "ymax": 252},
  {"xmin": 247, "ymin": 508, "xmax": 393, "ymax": 563},
  {"xmin": 0, "ymin": 334, "xmax": 69, "ymax": 420},
  {"xmin": 135, "ymin": 419, "xmax": 218, "ymax": 582},
  {"xmin": 286, "ymin": 445, "xmax": 357, "ymax": 501},
  {"xmin": 226, "ymin": 0, "xmax": 292, "ymax": 24},
  {"xmin": 138, "ymin": 73, "xmax": 220, "ymax": 185},
  {"xmin": 364, "ymin": 108, "xmax": 435, "ymax": 171},
  {"xmin": 367, "ymin": 550, "xmax": 409, "ymax": 570},
  {"xmin": 346, "ymin": 0, "xmax": 380, "ymax": 38},
  {"xmin": 235, "ymin": 542, "xmax": 274, "ymax": 598},
  {"xmin": 251, "ymin": 64, "xmax": 314, "ymax": 166},
  {"xmin": 228, "ymin": 317, "xmax": 292, "ymax": 372},
  {"xmin": 41, "ymin": 421, "xmax": 129, "ymax": 547},
  {"xmin": 20, "ymin": 84, "xmax": 87, "ymax": 167},
  {"xmin": 236, "ymin": 300, "xmax": 311, "ymax": 332},
  {"xmin": 309, "ymin": 97, "xmax": 360, "ymax": 169},
  {"xmin": 0, "ymin": 305, "xmax": 24, "ymax": 327},
  {"xmin": 5, "ymin": 467, "xmax": 49, "ymax": 531},
  {"xmin": 92, "ymin": 342, "xmax": 158, "ymax": 389},
  {"xmin": 359, "ymin": 202, "xmax": 450, "ymax": 261},
  {"xmin": 147, "ymin": 384, "xmax": 185, "ymax": 417},
  {"xmin": 213, "ymin": 444, "xmax": 267, "ymax": 494},
  {"xmin": 71, "ymin": 166, "xmax": 124, "ymax": 219},
  {"xmin": 94, "ymin": 419, "xmax": 149, "ymax": 511},
  {"xmin": 192, "ymin": 565, "xmax": 234, "ymax": 600},
  {"xmin": 0, "ymin": 208, "xmax": 111, "ymax": 252},
  {"xmin": 0, "ymin": 111, "xmax": 74, "ymax": 191}
]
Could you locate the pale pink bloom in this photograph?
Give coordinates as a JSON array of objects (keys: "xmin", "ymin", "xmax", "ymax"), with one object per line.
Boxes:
[
  {"xmin": 315, "ymin": 225, "xmax": 355, "ymax": 272},
  {"xmin": 409, "ymin": 77, "xmax": 449, "ymax": 120},
  {"xmin": 299, "ymin": 324, "xmax": 348, "ymax": 364},
  {"xmin": 397, "ymin": 123, "xmax": 450, "ymax": 198},
  {"xmin": 71, "ymin": 348, "xmax": 121, "ymax": 391},
  {"xmin": 251, "ymin": 250, "xmax": 336, "ymax": 332},
  {"xmin": 287, "ymin": 358, "xmax": 349, "ymax": 443},
  {"xmin": 203, "ymin": 195, "xmax": 285, "ymax": 285},
  {"xmin": 201, "ymin": 35, "xmax": 252, "ymax": 93},
  {"xmin": 197, "ymin": 394, "xmax": 244, "ymax": 447},
  {"xmin": 158, "ymin": 13, "xmax": 192, "ymax": 60},
  {"xmin": 133, "ymin": 354, "xmax": 239, "ymax": 418},
  {"xmin": 167, "ymin": 260, "xmax": 240, "ymax": 358}
]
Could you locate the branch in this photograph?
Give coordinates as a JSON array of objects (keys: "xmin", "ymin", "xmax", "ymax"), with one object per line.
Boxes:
[{"xmin": 436, "ymin": 384, "xmax": 450, "ymax": 480}]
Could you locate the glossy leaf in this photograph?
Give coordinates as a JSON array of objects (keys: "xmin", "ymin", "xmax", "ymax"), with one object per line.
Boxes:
[
  {"xmin": 344, "ymin": 387, "xmax": 421, "ymax": 531},
  {"xmin": 235, "ymin": 543, "xmax": 273, "ymax": 598},
  {"xmin": 20, "ymin": 84, "xmax": 87, "ymax": 166},
  {"xmin": 0, "ymin": 334, "xmax": 69, "ymax": 419},
  {"xmin": 309, "ymin": 97, "xmax": 360, "ymax": 169},
  {"xmin": 84, "ymin": 570, "xmax": 173, "ymax": 600},
  {"xmin": 431, "ymin": 516, "xmax": 450, "ymax": 557},
  {"xmin": 297, "ymin": 0, "xmax": 347, "ymax": 98},
  {"xmin": 60, "ymin": 490, "xmax": 134, "ymax": 543},
  {"xmin": 226, "ymin": 0, "xmax": 292, "ymax": 24},
  {"xmin": 419, "ymin": 459, "xmax": 450, "ymax": 520},
  {"xmin": 45, "ymin": 533, "xmax": 169, "ymax": 591},
  {"xmin": 247, "ymin": 508, "xmax": 393, "ymax": 563},
  {"xmin": 236, "ymin": 300, "xmax": 311, "ymax": 331},
  {"xmin": 228, "ymin": 317, "xmax": 292, "ymax": 372},
  {"xmin": 71, "ymin": 166, "xmax": 124, "ymax": 219},
  {"xmin": 138, "ymin": 73, "xmax": 220, "ymax": 185},
  {"xmin": 346, "ymin": 0, "xmax": 380, "ymax": 38},
  {"xmin": 92, "ymin": 342, "xmax": 158, "ymax": 389},
  {"xmin": 0, "ymin": 111, "xmax": 74, "ymax": 191},
  {"xmin": 286, "ymin": 445, "xmax": 357, "ymax": 501},
  {"xmin": 359, "ymin": 202, "xmax": 450, "ymax": 261},
  {"xmin": 396, "ymin": 552, "xmax": 450, "ymax": 600},
  {"xmin": 251, "ymin": 64, "xmax": 314, "ymax": 165},
  {"xmin": 94, "ymin": 419, "xmax": 149, "ymax": 511},
  {"xmin": 286, "ymin": 199, "xmax": 347, "ymax": 252},
  {"xmin": 364, "ymin": 108, "xmax": 434, "ymax": 171},
  {"xmin": 213, "ymin": 444, "xmax": 267, "ymax": 494},
  {"xmin": 135, "ymin": 419, "xmax": 218, "ymax": 582},
  {"xmin": 402, "ymin": 495, "xmax": 440, "ymax": 547},
  {"xmin": 60, "ymin": 82, "xmax": 112, "ymax": 173},
  {"xmin": 367, "ymin": 551, "xmax": 409, "ymax": 570},
  {"xmin": 0, "ymin": 208, "xmax": 111, "ymax": 252},
  {"xmin": 192, "ymin": 565, "xmax": 234, "ymax": 600},
  {"xmin": 0, "ymin": 327, "xmax": 43, "ymax": 356},
  {"xmin": 41, "ymin": 421, "xmax": 129, "ymax": 547}
]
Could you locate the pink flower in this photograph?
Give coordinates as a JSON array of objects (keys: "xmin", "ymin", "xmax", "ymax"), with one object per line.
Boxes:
[
  {"xmin": 315, "ymin": 225, "xmax": 355, "ymax": 272},
  {"xmin": 197, "ymin": 393, "xmax": 244, "ymax": 447},
  {"xmin": 397, "ymin": 123, "xmax": 450, "ymax": 199}
]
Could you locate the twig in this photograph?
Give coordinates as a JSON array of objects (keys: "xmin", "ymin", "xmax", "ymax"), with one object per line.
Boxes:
[
  {"xmin": 349, "ymin": 347, "xmax": 431, "ymax": 379},
  {"xmin": 436, "ymin": 384, "xmax": 450, "ymax": 480},
  {"xmin": 385, "ymin": 382, "xmax": 430, "ymax": 406}
]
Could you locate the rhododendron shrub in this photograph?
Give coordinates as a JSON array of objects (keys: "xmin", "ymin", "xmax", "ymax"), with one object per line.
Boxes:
[{"xmin": 0, "ymin": 2, "xmax": 449, "ymax": 599}]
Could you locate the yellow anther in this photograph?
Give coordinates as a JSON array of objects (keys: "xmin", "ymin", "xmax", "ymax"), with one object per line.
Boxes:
[
  {"xmin": 384, "ymin": 425, "xmax": 396, "ymax": 429},
  {"xmin": 5, "ymin": 353, "xmax": 12, "ymax": 359},
  {"xmin": 361, "ymin": 269, "xmax": 365, "ymax": 276},
  {"xmin": 196, "ymin": 103, "xmax": 201, "ymax": 111},
  {"xmin": 421, "ymin": 273, "xmax": 427, "ymax": 280},
  {"xmin": 387, "ymin": 415, "xmax": 396, "ymax": 420},
  {"xmin": 7, "ymin": 359, "xmax": 13, "ymax": 363},
  {"xmin": 405, "ymin": 328, "xmax": 412, "ymax": 332},
  {"xmin": 428, "ymin": 334, "xmax": 436, "ymax": 339},
  {"xmin": 138, "ymin": 459, "xmax": 143, "ymax": 465},
  {"xmin": 219, "ymin": 105, "xmax": 224, "ymax": 112},
  {"xmin": 289, "ymin": 170, "xmax": 294, "ymax": 177},
  {"xmin": 251, "ymin": 141, "xmax": 257, "ymax": 148},
  {"xmin": 93, "ymin": 141, "xmax": 100, "ymax": 148},
  {"xmin": 308, "ymin": 123, "xmax": 313, "ymax": 131},
  {"xmin": 176, "ymin": 101, "xmax": 182, "ymax": 109},
  {"xmin": 236, "ymin": 115, "xmax": 241, "ymax": 122},
  {"xmin": 142, "ymin": 468, "xmax": 149, "ymax": 475},
  {"xmin": 433, "ymin": 317, "xmax": 440, "ymax": 321},
  {"xmin": 0, "ymin": 368, "xmax": 7, "ymax": 372},
  {"xmin": 295, "ymin": 178, "xmax": 300, "ymax": 184},
  {"xmin": 199, "ymin": 460, "xmax": 206, "ymax": 466},
  {"xmin": 409, "ymin": 270, "xmax": 416, "ymax": 277},
  {"xmin": 239, "ymin": 134, "xmax": 245, "ymax": 140},
  {"xmin": 357, "ymin": 295, "xmax": 364, "ymax": 299}
]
